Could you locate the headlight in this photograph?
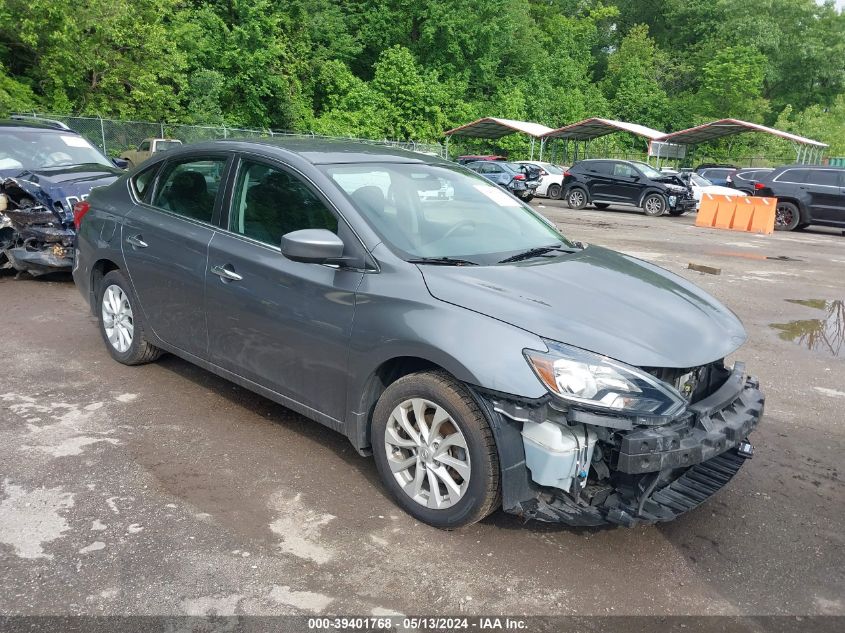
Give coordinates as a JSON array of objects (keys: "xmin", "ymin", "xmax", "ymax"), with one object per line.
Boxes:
[{"xmin": 524, "ymin": 341, "xmax": 686, "ymax": 417}]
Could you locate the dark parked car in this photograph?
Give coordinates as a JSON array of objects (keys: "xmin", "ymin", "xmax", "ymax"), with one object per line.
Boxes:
[
  {"xmin": 562, "ymin": 159, "xmax": 696, "ymax": 216},
  {"xmin": 754, "ymin": 165, "xmax": 845, "ymax": 231},
  {"xmin": 695, "ymin": 166, "xmax": 736, "ymax": 187},
  {"xmin": 728, "ymin": 167, "xmax": 774, "ymax": 194},
  {"xmin": 0, "ymin": 117, "xmax": 123, "ymax": 275},
  {"xmin": 464, "ymin": 160, "xmax": 540, "ymax": 201},
  {"xmin": 74, "ymin": 140, "xmax": 762, "ymax": 529}
]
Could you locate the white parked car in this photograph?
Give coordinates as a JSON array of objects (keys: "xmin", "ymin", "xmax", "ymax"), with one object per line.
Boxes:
[
  {"xmin": 686, "ymin": 173, "xmax": 747, "ymax": 210},
  {"xmin": 517, "ymin": 161, "xmax": 565, "ymax": 199}
]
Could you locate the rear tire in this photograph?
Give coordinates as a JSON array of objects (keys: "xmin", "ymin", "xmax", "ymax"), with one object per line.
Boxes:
[
  {"xmin": 97, "ymin": 270, "xmax": 162, "ymax": 365},
  {"xmin": 522, "ymin": 195, "xmax": 534, "ymax": 203},
  {"xmin": 643, "ymin": 193, "xmax": 667, "ymax": 217},
  {"xmin": 593, "ymin": 203, "xmax": 609, "ymax": 210},
  {"xmin": 775, "ymin": 201, "xmax": 801, "ymax": 231},
  {"xmin": 371, "ymin": 370, "xmax": 500, "ymax": 529},
  {"xmin": 567, "ymin": 188, "xmax": 587, "ymax": 210},
  {"xmin": 546, "ymin": 184, "xmax": 561, "ymax": 199}
]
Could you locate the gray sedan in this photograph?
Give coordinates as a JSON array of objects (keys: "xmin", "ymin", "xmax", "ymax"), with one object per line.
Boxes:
[{"xmin": 72, "ymin": 140, "xmax": 763, "ymax": 528}]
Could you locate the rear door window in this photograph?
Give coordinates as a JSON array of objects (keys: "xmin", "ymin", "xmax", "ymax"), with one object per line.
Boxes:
[
  {"xmin": 805, "ymin": 170, "xmax": 840, "ymax": 187},
  {"xmin": 775, "ymin": 169, "xmax": 810, "ymax": 184},
  {"xmin": 151, "ymin": 157, "xmax": 227, "ymax": 223}
]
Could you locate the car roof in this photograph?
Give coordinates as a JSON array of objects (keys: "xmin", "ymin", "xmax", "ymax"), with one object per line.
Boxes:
[
  {"xmin": 0, "ymin": 119, "xmax": 78, "ymax": 132},
  {"xmin": 151, "ymin": 137, "xmax": 451, "ymax": 166},
  {"xmin": 772, "ymin": 164, "xmax": 845, "ymax": 172}
]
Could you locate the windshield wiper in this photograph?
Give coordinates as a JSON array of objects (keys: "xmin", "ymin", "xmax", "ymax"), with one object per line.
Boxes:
[
  {"xmin": 407, "ymin": 256, "xmax": 479, "ymax": 266},
  {"xmin": 497, "ymin": 244, "xmax": 574, "ymax": 264}
]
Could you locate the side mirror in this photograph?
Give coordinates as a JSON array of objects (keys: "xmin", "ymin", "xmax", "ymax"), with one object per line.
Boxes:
[
  {"xmin": 281, "ymin": 229, "xmax": 345, "ymax": 264},
  {"xmin": 629, "ymin": 174, "xmax": 640, "ymax": 181},
  {"xmin": 112, "ymin": 158, "xmax": 129, "ymax": 169}
]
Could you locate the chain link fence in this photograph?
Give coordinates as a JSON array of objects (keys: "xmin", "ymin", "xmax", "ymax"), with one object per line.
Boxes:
[{"xmin": 12, "ymin": 113, "xmax": 445, "ymax": 159}]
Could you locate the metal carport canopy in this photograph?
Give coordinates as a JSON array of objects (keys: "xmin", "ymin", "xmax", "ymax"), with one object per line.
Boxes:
[
  {"xmin": 657, "ymin": 118, "xmax": 828, "ymax": 163},
  {"xmin": 443, "ymin": 117, "xmax": 554, "ymax": 139},
  {"xmin": 443, "ymin": 117, "xmax": 555, "ymax": 160},
  {"xmin": 542, "ymin": 117, "xmax": 665, "ymax": 141}
]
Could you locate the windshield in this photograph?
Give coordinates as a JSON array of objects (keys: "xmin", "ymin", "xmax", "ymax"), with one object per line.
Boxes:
[
  {"xmin": 631, "ymin": 161, "xmax": 664, "ymax": 179},
  {"xmin": 323, "ymin": 163, "xmax": 572, "ymax": 265},
  {"xmin": 0, "ymin": 130, "xmax": 113, "ymax": 171},
  {"xmin": 690, "ymin": 174, "xmax": 712, "ymax": 186}
]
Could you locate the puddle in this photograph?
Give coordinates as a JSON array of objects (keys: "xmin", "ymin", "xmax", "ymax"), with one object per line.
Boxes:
[{"xmin": 770, "ymin": 299, "xmax": 844, "ymax": 359}]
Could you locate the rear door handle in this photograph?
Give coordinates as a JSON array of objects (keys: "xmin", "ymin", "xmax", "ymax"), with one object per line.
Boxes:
[
  {"xmin": 126, "ymin": 234, "xmax": 148, "ymax": 248},
  {"xmin": 210, "ymin": 264, "xmax": 243, "ymax": 282}
]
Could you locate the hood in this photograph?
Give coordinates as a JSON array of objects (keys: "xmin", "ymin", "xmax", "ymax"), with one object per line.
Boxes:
[
  {"xmin": 0, "ymin": 164, "xmax": 121, "ymax": 211},
  {"xmin": 419, "ymin": 246, "xmax": 747, "ymax": 369}
]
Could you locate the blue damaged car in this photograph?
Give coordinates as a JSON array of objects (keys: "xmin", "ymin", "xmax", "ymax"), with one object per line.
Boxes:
[{"xmin": 0, "ymin": 117, "xmax": 123, "ymax": 275}]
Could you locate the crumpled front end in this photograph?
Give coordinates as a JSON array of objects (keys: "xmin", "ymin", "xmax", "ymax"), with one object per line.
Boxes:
[
  {"xmin": 0, "ymin": 178, "xmax": 75, "ymax": 276},
  {"xmin": 474, "ymin": 360, "xmax": 763, "ymax": 527}
]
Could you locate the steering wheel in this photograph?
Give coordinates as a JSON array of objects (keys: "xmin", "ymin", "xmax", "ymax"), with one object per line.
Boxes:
[{"xmin": 441, "ymin": 219, "xmax": 476, "ymax": 241}]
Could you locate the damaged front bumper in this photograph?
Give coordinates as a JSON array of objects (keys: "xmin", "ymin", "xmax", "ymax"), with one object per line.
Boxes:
[
  {"xmin": 1, "ymin": 182, "xmax": 75, "ymax": 276},
  {"xmin": 475, "ymin": 362, "xmax": 764, "ymax": 527}
]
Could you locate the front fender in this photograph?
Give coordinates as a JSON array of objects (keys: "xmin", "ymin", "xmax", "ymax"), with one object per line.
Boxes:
[{"xmin": 344, "ymin": 254, "xmax": 548, "ymax": 449}]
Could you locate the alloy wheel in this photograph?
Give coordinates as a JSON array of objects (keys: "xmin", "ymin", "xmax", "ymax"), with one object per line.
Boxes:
[
  {"xmin": 568, "ymin": 190, "xmax": 585, "ymax": 208},
  {"xmin": 644, "ymin": 196, "xmax": 664, "ymax": 215},
  {"xmin": 384, "ymin": 398, "xmax": 471, "ymax": 509},
  {"xmin": 775, "ymin": 205, "xmax": 794, "ymax": 227},
  {"xmin": 101, "ymin": 284, "xmax": 134, "ymax": 353}
]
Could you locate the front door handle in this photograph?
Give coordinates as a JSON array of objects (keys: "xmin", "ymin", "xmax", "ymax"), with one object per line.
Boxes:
[
  {"xmin": 210, "ymin": 264, "xmax": 243, "ymax": 282},
  {"xmin": 126, "ymin": 234, "xmax": 148, "ymax": 248}
]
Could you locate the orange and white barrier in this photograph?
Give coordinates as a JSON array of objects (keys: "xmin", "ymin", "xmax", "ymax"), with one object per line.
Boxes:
[{"xmin": 695, "ymin": 194, "xmax": 776, "ymax": 235}]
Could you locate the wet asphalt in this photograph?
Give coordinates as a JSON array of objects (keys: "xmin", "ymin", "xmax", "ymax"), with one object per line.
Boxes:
[{"xmin": 0, "ymin": 201, "xmax": 843, "ymax": 618}]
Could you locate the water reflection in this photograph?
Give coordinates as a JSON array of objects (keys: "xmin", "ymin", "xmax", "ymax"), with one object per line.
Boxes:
[{"xmin": 770, "ymin": 299, "xmax": 844, "ymax": 359}]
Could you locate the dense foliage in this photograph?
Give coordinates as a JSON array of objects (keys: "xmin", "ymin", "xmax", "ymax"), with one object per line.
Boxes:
[{"xmin": 1, "ymin": 0, "xmax": 843, "ymax": 155}]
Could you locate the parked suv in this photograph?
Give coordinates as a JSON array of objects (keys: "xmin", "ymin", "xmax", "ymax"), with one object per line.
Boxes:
[
  {"xmin": 0, "ymin": 117, "xmax": 123, "ymax": 275},
  {"xmin": 754, "ymin": 165, "xmax": 845, "ymax": 231},
  {"xmin": 695, "ymin": 165, "xmax": 737, "ymax": 187},
  {"xmin": 562, "ymin": 159, "xmax": 696, "ymax": 216},
  {"xmin": 465, "ymin": 160, "xmax": 540, "ymax": 201},
  {"xmin": 74, "ymin": 139, "xmax": 762, "ymax": 529},
  {"xmin": 729, "ymin": 168, "xmax": 773, "ymax": 194}
]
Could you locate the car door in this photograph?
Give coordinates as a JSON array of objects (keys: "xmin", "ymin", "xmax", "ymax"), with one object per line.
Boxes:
[
  {"xmin": 204, "ymin": 155, "xmax": 366, "ymax": 423},
  {"xmin": 481, "ymin": 162, "xmax": 509, "ymax": 187},
  {"xmin": 121, "ymin": 154, "xmax": 231, "ymax": 360},
  {"xmin": 803, "ymin": 169, "xmax": 845, "ymax": 224},
  {"xmin": 583, "ymin": 161, "xmax": 614, "ymax": 200},
  {"xmin": 610, "ymin": 162, "xmax": 647, "ymax": 204}
]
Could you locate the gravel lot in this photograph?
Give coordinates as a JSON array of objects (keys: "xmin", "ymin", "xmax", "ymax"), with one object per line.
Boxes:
[{"xmin": 1, "ymin": 201, "xmax": 843, "ymax": 619}]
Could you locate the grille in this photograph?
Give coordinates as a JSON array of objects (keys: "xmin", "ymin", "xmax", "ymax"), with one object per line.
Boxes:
[{"xmin": 643, "ymin": 362, "xmax": 729, "ymax": 403}]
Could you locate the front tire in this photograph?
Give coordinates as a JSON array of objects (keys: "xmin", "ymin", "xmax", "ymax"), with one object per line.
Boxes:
[
  {"xmin": 371, "ymin": 371, "xmax": 500, "ymax": 529},
  {"xmin": 97, "ymin": 270, "xmax": 162, "ymax": 365},
  {"xmin": 643, "ymin": 193, "xmax": 667, "ymax": 217},
  {"xmin": 775, "ymin": 201, "xmax": 801, "ymax": 231},
  {"xmin": 567, "ymin": 188, "xmax": 587, "ymax": 210},
  {"xmin": 522, "ymin": 194, "xmax": 534, "ymax": 203},
  {"xmin": 546, "ymin": 183, "xmax": 561, "ymax": 199}
]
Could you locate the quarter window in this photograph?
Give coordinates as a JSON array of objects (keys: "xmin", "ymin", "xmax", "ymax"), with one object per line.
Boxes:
[
  {"xmin": 229, "ymin": 160, "xmax": 338, "ymax": 246},
  {"xmin": 151, "ymin": 158, "xmax": 226, "ymax": 223}
]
